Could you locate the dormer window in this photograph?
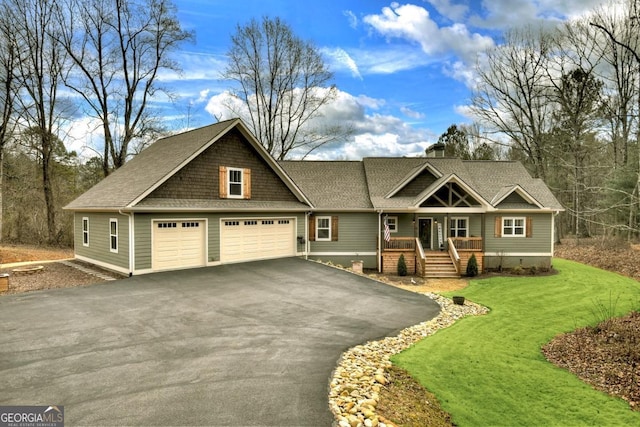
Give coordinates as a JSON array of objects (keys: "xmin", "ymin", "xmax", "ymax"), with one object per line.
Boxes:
[
  {"xmin": 219, "ymin": 166, "xmax": 252, "ymax": 199},
  {"xmin": 228, "ymin": 168, "xmax": 243, "ymax": 198}
]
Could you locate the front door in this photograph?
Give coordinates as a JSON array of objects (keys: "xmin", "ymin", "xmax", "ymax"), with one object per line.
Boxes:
[{"xmin": 418, "ymin": 218, "xmax": 432, "ymax": 250}]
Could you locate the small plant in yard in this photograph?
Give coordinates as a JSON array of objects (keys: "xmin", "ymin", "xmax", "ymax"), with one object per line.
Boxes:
[
  {"xmin": 511, "ymin": 265, "xmax": 524, "ymax": 275},
  {"xmin": 466, "ymin": 254, "xmax": 478, "ymax": 277},
  {"xmin": 589, "ymin": 291, "xmax": 620, "ymax": 332},
  {"xmin": 397, "ymin": 254, "xmax": 407, "ymax": 276}
]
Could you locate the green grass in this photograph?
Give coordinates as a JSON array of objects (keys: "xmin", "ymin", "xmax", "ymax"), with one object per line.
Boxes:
[{"xmin": 393, "ymin": 258, "xmax": 640, "ymax": 426}]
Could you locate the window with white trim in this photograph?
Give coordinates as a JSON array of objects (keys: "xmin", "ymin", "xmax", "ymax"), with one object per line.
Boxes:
[
  {"xmin": 387, "ymin": 216, "xmax": 398, "ymax": 233},
  {"xmin": 228, "ymin": 168, "xmax": 243, "ymax": 198},
  {"xmin": 503, "ymin": 217, "xmax": 525, "ymax": 237},
  {"xmin": 449, "ymin": 217, "xmax": 468, "ymax": 238},
  {"xmin": 109, "ymin": 219, "xmax": 118, "ymax": 253},
  {"xmin": 316, "ymin": 216, "xmax": 331, "ymax": 241},
  {"xmin": 82, "ymin": 217, "xmax": 89, "ymax": 247}
]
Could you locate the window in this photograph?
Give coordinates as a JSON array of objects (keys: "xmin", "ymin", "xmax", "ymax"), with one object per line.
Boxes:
[
  {"xmin": 503, "ymin": 217, "xmax": 525, "ymax": 237},
  {"xmin": 109, "ymin": 219, "xmax": 118, "ymax": 253},
  {"xmin": 316, "ymin": 216, "xmax": 331, "ymax": 241},
  {"xmin": 228, "ymin": 168, "xmax": 243, "ymax": 198},
  {"xmin": 387, "ymin": 216, "xmax": 398, "ymax": 233},
  {"xmin": 449, "ymin": 217, "xmax": 468, "ymax": 238},
  {"xmin": 82, "ymin": 217, "xmax": 89, "ymax": 247},
  {"xmin": 219, "ymin": 166, "xmax": 251, "ymax": 199}
]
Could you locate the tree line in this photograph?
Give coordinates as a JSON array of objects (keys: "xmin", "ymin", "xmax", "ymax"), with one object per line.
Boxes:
[
  {"xmin": 441, "ymin": 0, "xmax": 640, "ymax": 241},
  {"xmin": 0, "ymin": 0, "xmax": 192, "ymax": 245},
  {"xmin": 2, "ymin": 0, "xmax": 640, "ymax": 248}
]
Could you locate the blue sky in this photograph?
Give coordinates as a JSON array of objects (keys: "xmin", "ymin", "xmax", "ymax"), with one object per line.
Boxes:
[{"xmin": 146, "ymin": 0, "xmax": 605, "ymax": 160}]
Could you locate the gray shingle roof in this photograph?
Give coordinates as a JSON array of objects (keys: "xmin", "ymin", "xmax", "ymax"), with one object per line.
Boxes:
[
  {"xmin": 279, "ymin": 161, "xmax": 373, "ymax": 210},
  {"xmin": 66, "ymin": 116, "xmax": 562, "ymax": 213},
  {"xmin": 281, "ymin": 157, "xmax": 562, "ymax": 211},
  {"xmin": 66, "ymin": 120, "xmax": 240, "ymax": 210}
]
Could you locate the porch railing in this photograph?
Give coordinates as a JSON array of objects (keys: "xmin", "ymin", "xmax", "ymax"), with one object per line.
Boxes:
[
  {"xmin": 415, "ymin": 238, "xmax": 425, "ymax": 276},
  {"xmin": 382, "ymin": 237, "xmax": 416, "ymax": 251},
  {"xmin": 449, "ymin": 237, "xmax": 482, "ymax": 251},
  {"xmin": 447, "ymin": 237, "xmax": 461, "ymax": 274}
]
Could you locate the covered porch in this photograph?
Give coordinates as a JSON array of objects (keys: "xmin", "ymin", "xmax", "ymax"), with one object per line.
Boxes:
[{"xmin": 380, "ymin": 236, "xmax": 483, "ymax": 278}]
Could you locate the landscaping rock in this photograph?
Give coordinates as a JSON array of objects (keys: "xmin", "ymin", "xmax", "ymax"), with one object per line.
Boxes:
[{"xmin": 328, "ymin": 293, "xmax": 489, "ymax": 424}]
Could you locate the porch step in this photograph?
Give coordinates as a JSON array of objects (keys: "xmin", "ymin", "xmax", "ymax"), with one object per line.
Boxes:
[{"xmin": 423, "ymin": 252, "xmax": 460, "ymax": 278}]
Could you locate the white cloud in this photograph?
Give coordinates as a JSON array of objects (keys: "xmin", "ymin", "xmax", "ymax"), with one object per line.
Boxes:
[
  {"xmin": 363, "ymin": 3, "xmax": 494, "ymax": 64},
  {"xmin": 321, "ymin": 47, "xmax": 362, "ymax": 79},
  {"xmin": 469, "ymin": 0, "xmax": 605, "ymax": 29},
  {"xmin": 442, "ymin": 60, "xmax": 478, "ymax": 89},
  {"xmin": 156, "ymin": 50, "xmax": 227, "ymax": 83},
  {"xmin": 203, "ymin": 87, "xmax": 435, "ymax": 160},
  {"xmin": 196, "ymin": 89, "xmax": 210, "ymax": 104},
  {"xmin": 426, "ymin": 0, "xmax": 469, "ymax": 21},
  {"xmin": 400, "ymin": 106, "xmax": 425, "ymax": 119},
  {"xmin": 351, "ymin": 46, "xmax": 435, "ymax": 74},
  {"xmin": 343, "ymin": 10, "xmax": 358, "ymax": 29},
  {"xmin": 60, "ymin": 116, "xmax": 106, "ymax": 160}
]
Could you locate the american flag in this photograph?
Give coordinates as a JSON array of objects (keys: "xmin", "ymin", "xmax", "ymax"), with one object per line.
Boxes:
[{"xmin": 383, "ymin": 215, "xmax": 391, "ymax": 242}]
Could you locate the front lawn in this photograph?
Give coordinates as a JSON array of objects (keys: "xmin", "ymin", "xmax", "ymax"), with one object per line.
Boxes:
[{"xmin": 393, "ymin": 258, "xmax": 640, "ymax": 426}]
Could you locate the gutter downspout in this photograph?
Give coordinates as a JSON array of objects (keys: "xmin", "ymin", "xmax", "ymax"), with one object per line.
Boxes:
[
  {"xmin": 377, "ymin": 210, "xmax": 383, "ymax": 273},
  {"xmin": 305, "ymin": 211, "xmax": 310, "ymax": 260},
  {"xmin": 119, "ymin": 209, "xmax": 134, "ymax": 276}
]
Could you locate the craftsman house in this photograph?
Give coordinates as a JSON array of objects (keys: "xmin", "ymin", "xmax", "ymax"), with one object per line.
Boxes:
[{"xmin": 65, "ymin": 119, "xmax": 563, "ymax": 277}]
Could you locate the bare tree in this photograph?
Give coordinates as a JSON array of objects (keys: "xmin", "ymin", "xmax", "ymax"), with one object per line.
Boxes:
[
  {"xmin": 590, "ymin": 0, "xmax": 640, "ymax": 239},
  {"xmin": 0, "ymin": 1, "xmax": 19, "ymax": 241},
  {"xmin": 590, "ymin": 2, "xmax": 639, "ymax": 168},
  {"xmin": 223, "ymin": 17, "xmax": 346, "ymax": 160},
  {"xmin": 56, "ymin": 0, "xmax": 193, "ymax": 175},
  {"xmin": 10, "ymin": 0, "xmax": 70, "ymax": 244},
  {"xmin": 470, "ymin": 26, "xmax": 555, "ymax": 179}
]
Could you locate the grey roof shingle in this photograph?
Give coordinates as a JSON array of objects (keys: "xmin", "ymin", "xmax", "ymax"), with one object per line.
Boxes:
[
  {"xmin": 66, "ymin": 116, "xmax": 562, "ymax": 213},
  {"xmin": 279, "ymin": 161, "xmax": 373, "ymax": 210},
  {"xmin": 66, "ymin": 120, "xmax": 240, "ymax": 210}
]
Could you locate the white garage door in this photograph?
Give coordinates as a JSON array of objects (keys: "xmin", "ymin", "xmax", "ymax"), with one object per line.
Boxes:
[
  {"xmin": 152, "ymin": 220, "xmax": 206, "ymax": 271},
  {"xmin": 220, "ymin": 218, "xmax": 296, "ymax": 263}
]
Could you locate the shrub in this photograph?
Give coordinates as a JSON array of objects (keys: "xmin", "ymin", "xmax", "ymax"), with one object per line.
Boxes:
[
  {"xmin": 466, "ymin": 254, "xmax": 479, "ymax": 277},
  {"xmin": 511, "ymin": 265, "xmax": 525, "ymax": 275},
  {"xmin": 397, "ymin": 254, "xmax": 408, "ymax": 276}
]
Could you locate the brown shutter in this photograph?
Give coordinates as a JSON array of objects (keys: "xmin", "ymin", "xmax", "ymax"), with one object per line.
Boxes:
[
  {"xmin": 219, "ymin": 166, "xmax": 227, "ymax": 199},
  {"xmin": 526, "ymin": 217, "xmax": 533, "ymax": 238},
  {"xmin": 495, "ymin": 216, "xmax": 502, "ymax": 238},
  {"xmin": 308, "ymin": 215, "xmax": 315, "ymax": 241},
  {"xmin": 331, "ymin": 216, "xmax": 339, "ymax": 241},
  {"xmin": 243, "ymin": 168, "xmax": 252, "ymax": 199}
]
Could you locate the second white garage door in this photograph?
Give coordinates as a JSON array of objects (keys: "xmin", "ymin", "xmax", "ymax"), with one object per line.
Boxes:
[{"xmin": 220, "ymin": 218, "xmax": 296, "ymax": 263}]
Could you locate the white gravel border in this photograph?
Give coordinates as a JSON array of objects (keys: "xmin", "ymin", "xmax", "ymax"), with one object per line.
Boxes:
[{"xmin": 328, "ymin": 293, "xmax": 489, "ymax": 427}]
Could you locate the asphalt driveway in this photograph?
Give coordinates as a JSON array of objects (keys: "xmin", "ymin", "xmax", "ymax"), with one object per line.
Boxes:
[{"xmin": 0, "ymin": 258, "xmax": 440, "ymax": 426}]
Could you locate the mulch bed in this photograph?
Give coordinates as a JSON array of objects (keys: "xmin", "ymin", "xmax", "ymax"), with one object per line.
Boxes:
[{"xmin": 543, "ymin": 311, "xmax": 640, "ymax": 410}]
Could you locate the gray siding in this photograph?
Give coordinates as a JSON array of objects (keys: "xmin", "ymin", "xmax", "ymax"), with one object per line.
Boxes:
[
  {"xmin": 484, "ymin": 213, "xmax": 552, "ymax": 253},
  {"xmin": 134, "ymin": 212, "xmax": 305, "ymax": 271},
  {"xmin": 309, "ymin": 212, "xmax": 378, "ymax": 268},
  {"xmin": 74, "ymin": 212, "xmax": 129, "ymax": 270},
  {"xmin": 309, "ymin": 212, "xmax": 378, "ymax": 252}
]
